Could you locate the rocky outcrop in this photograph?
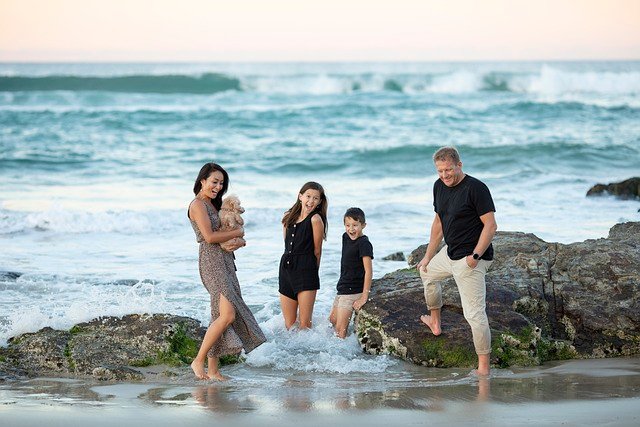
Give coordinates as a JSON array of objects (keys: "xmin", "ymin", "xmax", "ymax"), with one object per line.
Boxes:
[
  {"xmin": 356, "ymin": 222, "xmax": 640, "ymax": 368},
  {"xmin": 0, "ymin": 313, "xmax": 207, "ymax": 380},
  {"xmin": 382, "ymin": 252, "xmax": 406, "ymax": 261},
  {"xmin": 587, "ymin": 177, "xmax": 640, "ymax": 200}
]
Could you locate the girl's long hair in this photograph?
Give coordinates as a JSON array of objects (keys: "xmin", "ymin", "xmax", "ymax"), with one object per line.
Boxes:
[
  {"xmin": 282, "ymin": 181, "xmax": 328, "ymax": 239},
  {"xmin": 193, "ymin": 162, "xmax": 229, "ymax": 210}
]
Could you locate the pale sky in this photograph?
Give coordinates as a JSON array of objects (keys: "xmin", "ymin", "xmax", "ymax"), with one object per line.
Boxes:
[{"xmin": 1, "ymin": 0, "xmax": 639, "ymax": 62}]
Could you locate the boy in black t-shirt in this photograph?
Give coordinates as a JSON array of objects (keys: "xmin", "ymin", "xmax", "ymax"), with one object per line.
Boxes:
[{"xmin": 329, "ymin": 207, "xmax": 374, "ymax": 338}]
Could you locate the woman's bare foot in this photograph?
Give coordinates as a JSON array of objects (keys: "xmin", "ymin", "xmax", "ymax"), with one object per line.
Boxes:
[
  {"xmin": 420, "ymin": 315, "xmax": 441, "ymax": 335},
  {"xmin": 207, "ymin": 371, "xmax": 229, "ymax": 381},
  {"xmin": 191, "ymin": 360, "xmax": 208, "ymax": 380}
]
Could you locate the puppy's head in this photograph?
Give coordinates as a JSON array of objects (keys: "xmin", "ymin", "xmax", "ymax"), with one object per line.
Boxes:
[{"xmin": 222, "ymin": 194, "xmax": 244, "ymax": 213}]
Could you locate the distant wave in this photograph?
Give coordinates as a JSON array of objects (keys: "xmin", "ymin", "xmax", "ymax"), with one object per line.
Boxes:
[
  {"xmin": 0, "ymin": 208, "xmax": 184, "ymax": 235},
  {"xmin": 0, "ymin": 73, "xmax": 241, "ymax": 94},
  {"xmin": 1, "ymin": 67, "xmax": 639, "ymax": 96}
]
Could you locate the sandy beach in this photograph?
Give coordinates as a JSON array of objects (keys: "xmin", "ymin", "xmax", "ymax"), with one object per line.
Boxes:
[{"xmin": 2, "ymin": 357, "xmax": 639, "ymax": 426}]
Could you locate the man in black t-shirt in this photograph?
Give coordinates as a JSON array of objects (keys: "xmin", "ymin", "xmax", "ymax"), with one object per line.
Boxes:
[{"xmin": 416, "ymin": 146, "xmax": 498, "ymax": 376}]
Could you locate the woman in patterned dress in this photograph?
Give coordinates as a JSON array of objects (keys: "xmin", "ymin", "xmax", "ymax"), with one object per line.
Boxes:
[{"xmin": 188, "ymin": 163, "xmax": 266, "ymax": 380}]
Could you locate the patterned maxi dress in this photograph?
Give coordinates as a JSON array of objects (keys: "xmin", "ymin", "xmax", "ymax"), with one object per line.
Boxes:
[{"xmin": 189, "ymin": 200, "xmax": 266, "ymax": 358}]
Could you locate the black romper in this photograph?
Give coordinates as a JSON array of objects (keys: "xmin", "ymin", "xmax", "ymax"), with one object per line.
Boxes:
[{"xmin": 278, "ymin": 211, "xmax": 321, "ymax": 300}]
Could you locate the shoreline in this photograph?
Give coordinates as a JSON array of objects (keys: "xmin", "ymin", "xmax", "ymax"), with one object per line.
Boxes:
[{"xmin": 2, "ymin": 357, "xmax": 640, "ymax": 426}]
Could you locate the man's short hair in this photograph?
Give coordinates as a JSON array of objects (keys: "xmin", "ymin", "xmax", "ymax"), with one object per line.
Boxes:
[
  {"xmin": 344, "ymin": 207, "xmax": 366, "ymax": 224},
  {"xmin": 433, "ymin": 146, "xmax": 461, "ymax": 164}
]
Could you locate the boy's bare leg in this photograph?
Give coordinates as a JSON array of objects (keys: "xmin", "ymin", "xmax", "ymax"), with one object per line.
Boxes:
[
  {"xmin": 207, "ymin": 356, "xmax": 229, "ymax": 381},
  {"xmin": 334, "ymin": 308, "xmax": 353, "ymax": 339},
  {"xmin": 297, "ymin": 290, "xmax": 317, "ymax": 330},
  {"xmin": 328, "ymin": 305, "xmax": 337, "ymax": 327},
  {"xmin": 279, "ymin": 295, "xmax": 299, "ymax": 329},
  {"xmin": 420, "ymin": 308, "xmax": 441, "ymax": 335}
]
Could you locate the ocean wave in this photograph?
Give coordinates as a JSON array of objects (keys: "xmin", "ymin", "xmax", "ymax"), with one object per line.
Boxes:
[
  {"xmin": 0, "ymin": 73, "xmax": 241, "ymax": 94},
  {"xmin": 2, "ymin": 67, "xmax": 639, "ymax": 97},
  {"xmin": 0, "ymin": 208, "xmax": 184, "ymax": 235}
]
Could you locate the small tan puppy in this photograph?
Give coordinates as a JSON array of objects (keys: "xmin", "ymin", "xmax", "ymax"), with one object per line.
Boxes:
[{"xmin": 219, "ymin": 194, "xmax": 246, "ymax": 252}]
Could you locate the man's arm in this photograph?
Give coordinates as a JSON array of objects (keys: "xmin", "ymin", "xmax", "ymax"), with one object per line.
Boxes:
[
  {"xmin": 417, "ymin": 214, "xmax": 444, "ymax": 272},
  {"xmin": 466, "ymin": 211, "xmax": 497, "ymax": 267}
]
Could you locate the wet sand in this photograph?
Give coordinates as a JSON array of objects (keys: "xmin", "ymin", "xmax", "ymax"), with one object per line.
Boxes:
[{"xmin": 1, "ymin": 358, "xmax": 639, "ymax": 426}]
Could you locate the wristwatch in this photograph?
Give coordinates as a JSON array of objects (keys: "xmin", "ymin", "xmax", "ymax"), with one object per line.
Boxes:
[{"xmin": 472, "ymin": 252, "xmax": 481, "ymax": 260}]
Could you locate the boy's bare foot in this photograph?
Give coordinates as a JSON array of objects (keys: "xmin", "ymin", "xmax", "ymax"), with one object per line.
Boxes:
[
  {"xmin": 420, "ymin": 315, "xmax": 441, "ymax": 336},
  {"xmin": 207, "ymin": 371, "xmax": 229, "ymax": 381},
  {"xmin": 191, "ymin": 360, "xmax": 208, "ymax": 380}
]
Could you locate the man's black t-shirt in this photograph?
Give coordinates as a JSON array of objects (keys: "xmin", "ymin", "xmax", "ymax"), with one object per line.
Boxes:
[
  {"xmin": 433, "ymin": 174, "xmax": 495, "ymax": 261},
  {"xmin": 337, "ymin": 233, "xmax": 374, "ymax": 295}
]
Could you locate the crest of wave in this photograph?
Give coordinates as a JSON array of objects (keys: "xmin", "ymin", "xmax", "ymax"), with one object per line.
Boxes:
[
  {"xmin": 0, "ymin": 278, "xmax": 168, "ymax": 345},
  {"xmin": 526, "ymin": 65, "xmax": 640, "ymax": 95},
  {"xmin": 0, "ymin": 206, "xmax": 182, "ymax": 234}
]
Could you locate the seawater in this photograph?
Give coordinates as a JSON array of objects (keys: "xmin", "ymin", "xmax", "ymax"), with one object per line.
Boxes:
[{"xmin": 1, "ymin": 61, "xmax": 639, "ymax": 374}]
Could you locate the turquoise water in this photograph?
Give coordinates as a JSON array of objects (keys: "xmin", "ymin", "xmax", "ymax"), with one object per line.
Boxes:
[{"xmin": 1, "ymin": 61, "xmax": 639, "ymax": 372}]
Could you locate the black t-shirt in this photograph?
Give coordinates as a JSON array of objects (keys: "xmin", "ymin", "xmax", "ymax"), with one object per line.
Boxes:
[
  {"xmin": 433, "ymin": 174, "xmax": 495, "ymax": 261},
  {"xmin": 336, "ymin": 233, "xmax": 374, "ymax": 294}
]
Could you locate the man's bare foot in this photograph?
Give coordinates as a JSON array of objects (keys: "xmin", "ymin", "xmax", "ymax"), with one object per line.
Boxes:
[
  {"xmin": 471, "ymin": 368, "xmax": 490, "ymax": 377},
  {"xmin": 420, "ymin": 315, "xmax": 441, "ymax": 335},
  {"xmin": 191, "ymin": 360, "xmax": 207, "ymax": 380},
  {"xmin": 207, "ymin": 371, "xmax": 229, "ymax": 381}
]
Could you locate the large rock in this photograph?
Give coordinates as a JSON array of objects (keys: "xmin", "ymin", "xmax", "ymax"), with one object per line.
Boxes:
[
  {"xmin": 356, "ymin": 222, "xmax": 640, "ymax": 368},
  {"xmin": 0, "ymin": 313, "xmax": 206, "ymax": 380},
  {"xmin": 586, "ymin": 177, "xmax": 640, "ymax": 200}
]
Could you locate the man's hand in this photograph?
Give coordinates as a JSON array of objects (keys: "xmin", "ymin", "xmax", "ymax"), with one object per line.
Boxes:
[
  {"xmin": 465, "ymin": 255, "xmax": 479, "ymax": 269},
  {"xmin": 417, "ymin": 256, "xmax": 430, "ymax": 273}
]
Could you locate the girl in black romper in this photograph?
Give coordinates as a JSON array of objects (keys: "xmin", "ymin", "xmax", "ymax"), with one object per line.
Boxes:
[{"xmin": 278, "ymin": 182, "xmax": 328, "ymax": 330}]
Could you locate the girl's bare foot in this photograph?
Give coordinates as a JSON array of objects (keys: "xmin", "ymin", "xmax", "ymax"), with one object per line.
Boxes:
[
  {"xmin": 191, "ymin": 360, "xmax": 208, "ymax": 380},
  {"xmin": 420, "ymin": 315, "xmax": 441, "ymax": 336}
]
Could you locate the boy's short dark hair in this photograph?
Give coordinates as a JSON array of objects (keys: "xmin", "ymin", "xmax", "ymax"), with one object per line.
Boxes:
[{"xmin": 344, "ymin": 207, "xmax": 366, "ymax": 224}]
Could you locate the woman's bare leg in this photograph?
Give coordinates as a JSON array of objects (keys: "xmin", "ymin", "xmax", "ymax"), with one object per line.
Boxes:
[{"xmin": 191, "ymin": 294, "xmax": 236, "ymax": 380}]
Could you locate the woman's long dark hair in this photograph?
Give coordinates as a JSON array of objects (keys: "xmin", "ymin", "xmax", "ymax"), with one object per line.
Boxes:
[
  {"xmin": 282, "ymin": 181, "xmax": 328, "ymax": 239},
  {"xmin": 193, "ymin": 162, "xmax": 229, "ymax": 210}
]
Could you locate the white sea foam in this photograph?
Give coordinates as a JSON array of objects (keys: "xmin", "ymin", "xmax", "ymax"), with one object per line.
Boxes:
[
  {"xmin": 246, "ymin": 318, "xmax": 396, "ymax": 374},
  {"xmin": 0, "ymin": 277, "xmax": 169, "ymax": 345},
  {"xmin": 0, "ymin": 207, "xmax": 183, "ymax": 235},
  {"xmin": 526, "ymin": 65, "xmax": 640, "ymax": 95},
  {"xmin": 427, "ymin": 71, "xmax": 484, "ymax": 93}
]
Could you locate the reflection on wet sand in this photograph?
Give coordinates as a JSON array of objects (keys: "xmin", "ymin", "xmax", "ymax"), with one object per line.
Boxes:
[{"xmin": 1, "ymin": 358, "xmax": 639, "ymax": 420}]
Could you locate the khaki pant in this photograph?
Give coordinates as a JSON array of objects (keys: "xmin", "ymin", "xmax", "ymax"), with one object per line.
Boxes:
[{"xmin": 419, "ymin": 246, "xmax": 493, "ymax": 355}]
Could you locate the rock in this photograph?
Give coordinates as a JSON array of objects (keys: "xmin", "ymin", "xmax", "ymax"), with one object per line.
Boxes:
[
  {"xmin": 406, "ymin": 242, "xmax": 445, "ymax": 267},
  {"xmin": 92, "ymin": 365, "xmax": 144, "ymax": 381},
  {"xmin": 356, "ymin": 222, "xmax": 640, "ymax": 368},
  {"xmin": 382, "ymin": 252, "xmax": 406, "ymax": 261},
  {"xmin": 0, "ymin": 313, "xmax": 207, "ymax": 379},
  {"xmin": 586, "ymin": 177, "xmax": 640, "ymax": 200},
  {"xmin": 407, "ymin": 245, "xmax": 427, "ymax": 266},
  {"xmin": 0, "ymin": 271, "xmax": 21, "ymax": 281}
]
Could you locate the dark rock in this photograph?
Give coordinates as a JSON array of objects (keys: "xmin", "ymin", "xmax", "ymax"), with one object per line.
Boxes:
[
  {"xmin": 407, "ymin": 245, "xmax": 427, "ymax": 266},
  {"xmin": 0, "ymin": 313, "xmax": 206, "ymax": 379},
  {"xmin": 92, "ymin": 365, "xmax": 144, "ymax": 381},
  {"xmin": 586, "ymin": 177, "xmax": 640, "ymax": 200},
  {"xmin": 407, "ymin": 242, "xmax": 445, "ymax": 267},
  {"xmin": 356, "ymin": 222, "xmax": 640, "ymax": 368},
  {"xmin": 382, "ymin": 252, "xmax": 406, "ymax": 261},
  {"xmin": 0, "ymin": 271, "xmax": 21, "ymax": 281}
]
